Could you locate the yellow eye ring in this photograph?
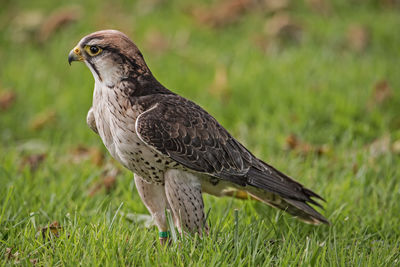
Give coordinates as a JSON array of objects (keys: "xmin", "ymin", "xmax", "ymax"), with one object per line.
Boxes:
[{"xmin": 85, "ymin": 45, "xmax": 102, "ymax": 56}]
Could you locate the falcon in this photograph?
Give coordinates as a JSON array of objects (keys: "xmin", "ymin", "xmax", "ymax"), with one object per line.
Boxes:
[{"xmin": 68, "ymin": 30, "xmax": 328, "ymax": 242}]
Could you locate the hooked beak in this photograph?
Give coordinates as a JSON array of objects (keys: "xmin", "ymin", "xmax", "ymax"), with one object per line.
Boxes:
[{"xmin": 68, "ymin": 46, "xmax": 84, "ymax": 65}]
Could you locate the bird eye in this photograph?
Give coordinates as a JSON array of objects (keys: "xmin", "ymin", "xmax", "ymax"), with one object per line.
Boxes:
[
  {"xmin": 85, "ymin": 45, "xmax": 102, "ymax": 56},
  {"xmin": 90, "ymin": 46, "xmax": 98, "ymax": 54}
]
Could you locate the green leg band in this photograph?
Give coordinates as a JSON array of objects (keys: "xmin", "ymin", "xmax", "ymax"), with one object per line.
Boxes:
[{"xmin": 159, "ymin": 231, "xmax": 170, "ymax": 238}]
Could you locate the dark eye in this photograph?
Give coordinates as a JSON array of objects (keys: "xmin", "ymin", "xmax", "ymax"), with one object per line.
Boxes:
[
  {"xmin": 90, "ymin": 46, "xmax": 99, "ymax": 54},
  {"xmin": 85, "ymin": 45, "xmax": 102, "ymax": 56}
]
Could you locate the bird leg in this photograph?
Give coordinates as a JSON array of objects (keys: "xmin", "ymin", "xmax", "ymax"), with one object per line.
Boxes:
[
  {"xmin": 134, "ymin": 174, "xmax": 170, "ymax": 244},
  {"xmin": 86, "ymin": 107, "xmax": 98, "ymax": 134},
  {"xmin": 164, "ymin": 169, "xmax": 209, "ymax": 236}
]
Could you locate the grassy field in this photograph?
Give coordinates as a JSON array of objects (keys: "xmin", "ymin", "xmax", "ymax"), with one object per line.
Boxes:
[{"xmin": 1, "ymin": 0, "xmax": 400, "ymax": 265}]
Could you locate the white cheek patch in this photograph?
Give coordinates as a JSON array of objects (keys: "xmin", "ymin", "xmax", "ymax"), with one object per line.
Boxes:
[
  {"xmin": 85, "ymin": 56, "xmax": 119, "ymax": 88},
  {"xmin": 99, "ymin": 60, "xmax": 119, "ymax": 88}
]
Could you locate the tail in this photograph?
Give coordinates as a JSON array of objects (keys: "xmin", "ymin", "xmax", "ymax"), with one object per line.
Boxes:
[
  {"xmin": 245, "ymin": 187, "xmax": 329, "ymax": 225},
  {"xmin": 241, "ymin": 162, "xmax": 329, "ymax": 225},
  {"xmin": 202, "ymin": 161, "xmax": 329, "ymax": 224},
  {"xmin": 206, "ymin": 185, "xmax": 329, "ymax": 225}
]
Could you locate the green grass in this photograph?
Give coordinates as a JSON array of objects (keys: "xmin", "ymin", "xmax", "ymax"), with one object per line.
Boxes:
[{"xmin": 1, "ymin": 0, "xmax": 400, "ymax": 265}]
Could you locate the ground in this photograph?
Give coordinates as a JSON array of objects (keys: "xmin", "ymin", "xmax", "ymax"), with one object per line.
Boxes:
[{"xmin": 1, "ymin": 0, "xmax": 400, "ymax": 265}]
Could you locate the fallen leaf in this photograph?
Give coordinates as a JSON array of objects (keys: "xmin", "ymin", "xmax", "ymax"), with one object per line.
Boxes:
[
  {"xmin": 191, "ymin": 0, "xmax": 253, "ymax": 28},
  {"xmin": 208, "ymin": 65, "xmax": 231, "ymax": 103},
  {"xmin": 39, "ymin": 221, "xmax": 63, "ymax": 240},
  {"xmin": 37, "ymin": 6, "xmax": 82, "ymax": 43},
  {"xmin": 346, "ymin": 24, "xmax": 369, "ymax": 53},
  {"xmin": 369, "ymin": 135, "xmax": 391, "ymax": 158},
  {"xmin": 90, "ymin": 147, "xmax": 105, "ymax": 166},
  {"xmin": 264, "ymin": 12, "xmax": 302, "ymax": 43},
  {"xmin": 88, "ymin": 168, "xmax": 119, "ymax": 196},
  {"xmin": 29, "ymin": 109, "xmax": 57, "ymax": 131},
  {"xmin": 70, "ymin": 145, "xmax": 105, "ymax": 166},
  {"xmin": 190, "ymin": 0, "xmax": 289, "ymax": 28},
  {"xmin": 305, "ymin": 0, "xmax": 331, "ymax": 15},
  {"xmin": 371, "ymin": 80, "xmax": 392, "ymax": 106},
  {"xmin": 144, "ymin": 30, "xmax": 170, "ymax": 54},
  {"xmin": 20, "ymin": 153, "xmax": 46, "ymax": 172},
  {"xmin": 0, "ymin": 90, "xmax": 16, "ymax": 111},
  {"xmin": 379, "ymin": 0, "xmax": 400, "ymax": 8},
  {"xmin": 285, "ymin": 134, "xmax": 329, "ymax": 156},
  {"xmin": 4, "ymin": 248, "xmax": 19, "ymax": 263},
  {"xmin": 286, "ymin": 133, "xmax": 300, "ymax": 150},
  {"xmin": 103, "ymin": 174, "xmax": 117, "ymax": 193},
  {"xmin": 257, "ymin": 12, "xmax": 303, "ymax": 52},
  {"xmin": 5, "ymin": 248, "xmax": 13, "ymax": 260}
]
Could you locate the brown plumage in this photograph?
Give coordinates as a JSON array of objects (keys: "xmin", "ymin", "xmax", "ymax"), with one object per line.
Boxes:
[{"xmin": 68, "ymin": 30, "xmax": 328, "ymax": 240}]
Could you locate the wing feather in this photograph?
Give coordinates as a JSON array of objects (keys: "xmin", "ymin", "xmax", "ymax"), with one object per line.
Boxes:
[{"xmin": 135, "ymin": 95, "xmax": 326, "ymax": 219}]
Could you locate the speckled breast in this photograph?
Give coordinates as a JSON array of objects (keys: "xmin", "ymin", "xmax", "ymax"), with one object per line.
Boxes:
[{"xmin": 92, "ymin": 84, "xmax": 175, "ymax": 184}]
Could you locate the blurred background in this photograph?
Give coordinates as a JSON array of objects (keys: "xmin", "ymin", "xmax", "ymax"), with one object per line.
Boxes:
[
  {"xmin": 1, "ymin": 0, "xmax": 399, "ymax": 148},
  {"xmin": 0, "ymin": 0, "xmax": 399, "ymax": 264}
]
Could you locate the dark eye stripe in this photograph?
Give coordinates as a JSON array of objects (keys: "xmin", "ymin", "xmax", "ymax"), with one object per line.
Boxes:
[{"xmin": 87, "ymin": 60, "xmax": 102, "ymax": 82}]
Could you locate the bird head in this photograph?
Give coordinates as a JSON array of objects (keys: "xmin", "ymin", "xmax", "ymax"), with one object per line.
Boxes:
[{"xmin": 68, "ymin": 30, "xmax": 149, "ymax": 86}]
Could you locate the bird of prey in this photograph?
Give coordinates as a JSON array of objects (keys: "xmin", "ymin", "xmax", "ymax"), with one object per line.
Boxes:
[{"xmin": 68, "ymin": 30, "xmax": 328, "ymax": 242}]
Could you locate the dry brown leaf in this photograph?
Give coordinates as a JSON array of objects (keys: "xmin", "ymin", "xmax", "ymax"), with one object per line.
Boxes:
[
  {"xmin": 103, "ymin": 175, "xmax": 117, "ymax": 193},
  {"xmin": 4, "ymin": 248, "xmax": 20, "ymax": 263},
  {"xmin": 208, "ymin": 65, "xmax": 231, "ymax": 102},
  {"xmin": 257, "ymin": 12, "xmax": 303, "ymax": 52},
  {"xmin": 39, "ymin": 221, "xmax": 63, "ymax": 240},
  {"xmin": 144, "ymin": 30, "xmax": 170, "ymax": 54},
  {"xmin": 305, "ymin": 0, "xmax": 331, "ymax": 15},
  {"xmin": 191, "ymin": 0, "xmax": 253, "ymax": 28},
  {"xmin": 190, "ymin": 0, "xmax": 289, "ymax": 28},
  {"xmin": 70, "ymin": 145, "xmax": 105, "ymax": 166},
  {"xmin": 265, "ymin": 13, "xmax": 302, "ymax": 42},
  {"xmin": 0, "ymin": 90, "xmax": 16, "ymax": 111},
  {"xmin": 90, "ymin": 147, "xmax": 105, "ymax": 166},
  {"xmin": 370, "ymin": 80, "xmax": 393, "ymax": 107},
  {"xmin": 286, "ymin": 134, "xmax": 329, "ymax": 156},
  {"xmin": 20, "ymin": 153, "xmax": 46, "ymax": 172},
  {"xmin": 379, "ymin": 0, "xmax": 400, "ymax": 8},
  {"xmin": 5, "ymin": 248, "xmax": 14, "ymax": 260},
  {"xmin": 37, "ymin": 6, "xmax": 82, "ymax": 43},
  {"xmin": 29, "ymin": 110, "xmax": 57, "ymax": 131},
  {"xmin": 88, "ymin": 168, "xmax": 119, "ymax": 196},
  {"xmin": 346, "ymin": 24, "xmax": 369, "ymax": 53}
]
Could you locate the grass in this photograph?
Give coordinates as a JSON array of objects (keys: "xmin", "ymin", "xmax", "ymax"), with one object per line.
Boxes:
[{"xmin": 1, "ymin": 0, "xmax": 400, "ymax": 265}]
